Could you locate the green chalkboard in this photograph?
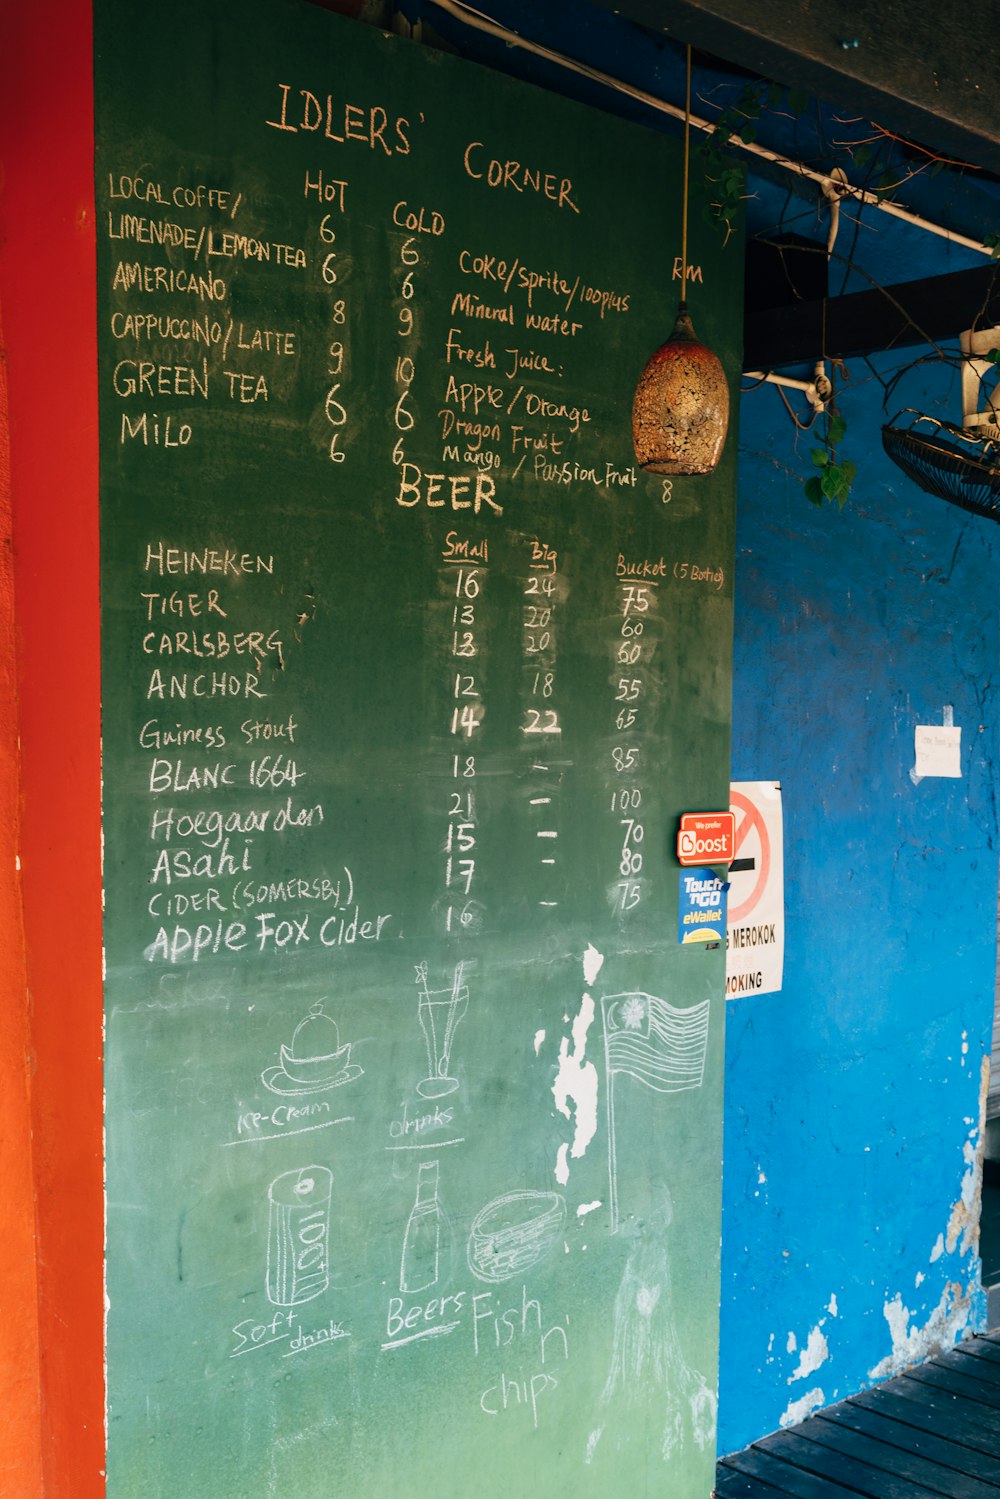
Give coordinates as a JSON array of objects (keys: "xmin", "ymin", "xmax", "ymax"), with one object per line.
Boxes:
[{"xmin": 95, "ymin": 2, "xmax": 741, "ymax": 1494}]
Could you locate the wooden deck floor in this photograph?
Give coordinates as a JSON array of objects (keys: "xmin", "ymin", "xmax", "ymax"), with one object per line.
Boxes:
[{"xmin": 716, "ymin": 1331, "xmax": 1000, "ymax": 1497}]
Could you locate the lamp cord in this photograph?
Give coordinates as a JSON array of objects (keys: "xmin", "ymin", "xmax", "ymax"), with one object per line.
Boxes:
[{"xmin": 681, "ymin": 43, "xmax": 691, "ymax": 306}]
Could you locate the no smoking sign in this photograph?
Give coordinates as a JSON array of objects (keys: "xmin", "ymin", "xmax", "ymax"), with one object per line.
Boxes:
[{"xmin": 725, "ymin": 782, "xmax": 784, "ymax": 998}]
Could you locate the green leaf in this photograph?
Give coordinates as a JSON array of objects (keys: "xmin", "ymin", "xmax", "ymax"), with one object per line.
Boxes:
[
  {"xmin": 854, "ymin": 144, "xmax": 873, "ymax": 168},
  {"xmin": 840, "ymin": 459, "xmax": 858, "ymax": 486},
  {"xmin": 804, "ymin": 475, "xmax": 824, "ymax": 506},
  {"xmin": 811, "ymin": 447, "xmax": 828, "ymax": 467},
  {"xmin": 821, "ymin": 467, "xmax": 841, "ymax": 500},
  {"xmin": 827, "ymin": 411, "xmax": 847, "ymax": 445}
]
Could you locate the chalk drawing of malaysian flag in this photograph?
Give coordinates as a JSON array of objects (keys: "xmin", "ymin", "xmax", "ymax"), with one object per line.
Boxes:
[
  {"xmin": 602, "ymin": 992, "xmax": 710, "ymax": 1093},
  {"xmin": 602, "ymin": 992, "xmax": 710, "ymax": 1230}
]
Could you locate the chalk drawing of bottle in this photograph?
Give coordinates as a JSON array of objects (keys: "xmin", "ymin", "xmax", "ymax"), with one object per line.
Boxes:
[
  {"xmin": 415, "ymin": 961, "xmax": 469, "ymax": 1099},
  {"xmin": 267, "ymin": 1165, "xmax": 333, "ymax": 1308},
  {"xmin": 400, "ymin": 1160, "xmax": 442, "ymax": 1294}
]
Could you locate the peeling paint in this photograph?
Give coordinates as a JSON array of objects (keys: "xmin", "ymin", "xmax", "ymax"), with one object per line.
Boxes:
[
  {"xmin": 788, "ymin": 1326, "xmax": 829, "ymax": 1384},
  {"xmin": 582, "ymin": 943, "xmax": 604, "ymax": 987},
  {"xmin": 533, "ymin": 1029, "xmax": 545, "ymax": 1056},
  {"xmin": 576, "ymin": 1200, "xmax": 601, "ymax": 1218},
  {"xmin": 780, "ymin": 1387, "xmax": 825, "ymax": 1428},
  {"xmin": 869, "ymin": 1281, "xmax": 974, "ymax": 1379},
  {"xmin": 945, "ymin": 1055, "xmax": 989, "ymax": 1258},
  {"xmin": 552, "ymin": 989, "xmax": 598, "ymax": 1186},
  {"xmin": 826, "ymin": 1294, "xmax": 838, "ymax": 1318},
  {"xmin": 785, "ymin": 1331, "xmax": 796, "ymax": 1354},
  {"xmin": 867, "ymin": 1065, "xmax": 989, "ymax": 1381}
]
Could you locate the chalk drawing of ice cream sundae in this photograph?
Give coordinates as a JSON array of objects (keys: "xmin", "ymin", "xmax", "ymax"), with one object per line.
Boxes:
[{"xmin": 262, "ymin": 1001, "xmax": 363, "ymax": 1097}]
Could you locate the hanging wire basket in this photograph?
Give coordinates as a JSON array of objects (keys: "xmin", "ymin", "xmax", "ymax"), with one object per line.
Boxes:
[{"xmin": 882, "ymin": 409, "xmax": 1000, "ymax": 523}]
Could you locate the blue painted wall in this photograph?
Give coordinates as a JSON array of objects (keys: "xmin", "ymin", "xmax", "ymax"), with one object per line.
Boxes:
[
  {"xmin": 721, "ymin": 346, "xmax": 1000, "ymax": 1448},
  {"xmin": 405, "ymin": 0, "xmax": 1000, "ymax": 1456}
]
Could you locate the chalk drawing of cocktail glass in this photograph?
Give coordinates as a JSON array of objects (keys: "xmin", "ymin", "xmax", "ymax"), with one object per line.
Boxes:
[{"xmin": 414, "ymin": 961, "xmax": 469, "ymax": 1099}]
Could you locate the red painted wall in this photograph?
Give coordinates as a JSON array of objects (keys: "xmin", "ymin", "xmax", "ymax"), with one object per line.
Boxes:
[
  {"xmin": 0, "ymin": 0, "xmax": 105, "ymax": 1493},
  {"xmin": 0, "ymin": 6, "xmax": 381, "ymax": 1490},
  {"xmin": 0, "ymin": 300, "xmax": 45, "ymax": 1499}
]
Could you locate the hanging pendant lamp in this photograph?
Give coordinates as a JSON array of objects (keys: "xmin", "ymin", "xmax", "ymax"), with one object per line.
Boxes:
[{"xmin": 632, "ymin": 46, "xmax": 729, "ymax": 476}]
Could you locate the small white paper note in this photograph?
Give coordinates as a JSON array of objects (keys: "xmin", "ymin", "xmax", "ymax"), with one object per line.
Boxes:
[{"xmin": 914, "ymin": 724, "xmax": 961, "ymax": 778}]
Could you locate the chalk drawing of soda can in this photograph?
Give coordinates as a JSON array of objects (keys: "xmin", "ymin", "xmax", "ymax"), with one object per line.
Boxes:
[{"xmin": 266, "ymin": 1165, "xmax": 333, "ymax": 1307}]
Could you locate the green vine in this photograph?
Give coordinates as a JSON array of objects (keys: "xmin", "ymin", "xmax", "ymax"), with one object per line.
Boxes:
[
  {"xmin": 701, "ymin": 82, "xmax": 808, "ymax": 241},
  {"xmin": 804, "ymin": 406, "xmax": 857, "ymax": 508},
  {"xmin": 699, "ymin": 75, "xmax": 972, "ymax": 508}
]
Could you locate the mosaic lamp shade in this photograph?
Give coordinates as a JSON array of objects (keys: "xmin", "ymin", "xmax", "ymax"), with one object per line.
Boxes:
[{"xmin": 632, "ymin": 301, "xmax": 729, "ymax": 476}]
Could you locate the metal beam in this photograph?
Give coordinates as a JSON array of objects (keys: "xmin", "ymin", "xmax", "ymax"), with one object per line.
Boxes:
[
  {"xmin": 744, "ymin": 262, "xmax": 1000, "ymax": 371},
  {"xmin": 584, "ymin": 0, "xmax": 1000, "ymax": 175}
]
